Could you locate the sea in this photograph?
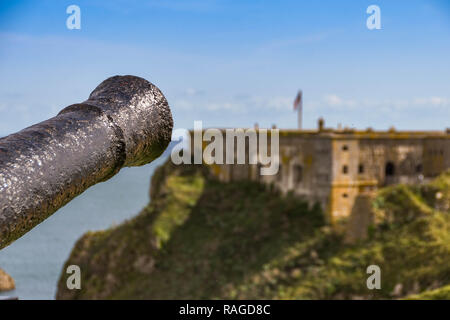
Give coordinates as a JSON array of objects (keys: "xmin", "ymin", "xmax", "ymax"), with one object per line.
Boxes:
[{"xmin": 0, "ymin": 153, "xmax": 169, "ymax": 300}]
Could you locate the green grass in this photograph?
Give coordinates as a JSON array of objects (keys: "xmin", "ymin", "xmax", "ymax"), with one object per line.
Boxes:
[
  {"xmin": 406, "ymin": 285, "xmax": 450, "ymax": 300},
  {"xmin": 56, "ymin": 163, "xmax": 450, "ymax": 300}
]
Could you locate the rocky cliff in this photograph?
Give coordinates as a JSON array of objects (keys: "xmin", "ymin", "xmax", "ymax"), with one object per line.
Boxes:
[{"xmin": 56, "ymin": 161, "xmax": 449, "ymax": 299}]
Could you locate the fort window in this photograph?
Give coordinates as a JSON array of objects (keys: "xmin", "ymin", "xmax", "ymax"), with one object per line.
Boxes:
[
  {"xmin": 416, "ymin": 164, "xmax": 423, "ymax": 173},
  {"xmin": 358, "ymin": 164, "xmax": 364, "ymax": 174},
  {"xmin": 342, "ymin": 165, "xmax": 348, "ymax": 174},
  {"xmin": 342, "ymin": 193, "xmax": 348, "ymax": 198},
  {"xmin": 342, "ymin": 145, "xmax": 349, "ymax": 151},
  {"xmin": 293, "ymin": 165, "xmax": 303, "ymax": 184},
  {"xmin": 385, "ymin": 162, "xmax": 395, "ymax": 176}
]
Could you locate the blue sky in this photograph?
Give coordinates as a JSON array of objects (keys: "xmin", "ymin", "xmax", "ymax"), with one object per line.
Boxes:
[{"xmin": 0, "ymin": 0, "xmax": 449, "ymax": 136}]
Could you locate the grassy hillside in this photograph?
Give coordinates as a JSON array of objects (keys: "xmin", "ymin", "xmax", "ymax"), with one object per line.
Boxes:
[
  {"xmin": 56, "ymin": 162, "xmax": 449, "ymax": 299},
  {"xmin": 406, "ymin": 285, "xmax": 450, "ymax": 300}
]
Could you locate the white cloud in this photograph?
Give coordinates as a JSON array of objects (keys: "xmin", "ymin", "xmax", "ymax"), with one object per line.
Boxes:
[
  {"xmin": 320, "ymin": 94, "xmax": 450, "ymax": 111},
  {"xmin": 412, "ymin": 96, "xmax": 450, "ymax": 107},
  {"xmin": 173, "ymin": 91, "xmax": 450, "ymax": 115},
  {"xmin": 324, "ymin": 94, "xmax": 342, "ymax": 106},
  {"xmin": 183, "ymin": 88, "xmax": 205, "ymax": 97},
  {"xmin": 322, "ymin": 94, "xmax": 358, "ymax": 109}
]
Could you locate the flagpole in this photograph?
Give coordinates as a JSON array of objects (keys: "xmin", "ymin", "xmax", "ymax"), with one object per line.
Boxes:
[
  {"xmin": 298, "ymin": 100, "xmax": 302, "ymax": 130},
  {"xmin": 293, "ymin": 90, "xmax": 303, "ymax": 130}
]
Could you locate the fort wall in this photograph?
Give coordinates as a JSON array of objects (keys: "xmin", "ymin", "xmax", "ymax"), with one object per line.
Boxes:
[{"xmin": 189, "ymin": 123, "xmax": 450, "ymax": 232}]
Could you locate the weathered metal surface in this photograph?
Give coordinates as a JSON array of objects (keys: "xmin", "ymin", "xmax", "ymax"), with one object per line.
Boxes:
[{"xmin": 0, "ymin": 75, "xmax": 173, "ymax": 249}]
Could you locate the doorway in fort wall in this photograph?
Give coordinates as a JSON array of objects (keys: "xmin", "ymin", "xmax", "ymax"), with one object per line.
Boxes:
[{"xmin": 384, "ymin": 161, "xmax": 396, "ymax": 185}]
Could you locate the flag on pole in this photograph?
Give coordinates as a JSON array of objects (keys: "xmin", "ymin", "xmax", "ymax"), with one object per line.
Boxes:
[
  {"xmin": 294, "ymin": 90, "xmax": 303, "ymax": 129},
  {"xmin": 293, "ymin": 90, "xmax": 302, "ymax": 110}
]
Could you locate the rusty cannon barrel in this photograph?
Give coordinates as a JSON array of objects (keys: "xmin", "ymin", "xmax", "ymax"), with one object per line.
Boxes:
[{"xmin": 0, "ymin": 75, "xmax": 173, "ymax": 249}]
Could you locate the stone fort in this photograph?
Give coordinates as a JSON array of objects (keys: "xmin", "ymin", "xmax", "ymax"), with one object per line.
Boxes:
[{"xmin": 192, "ymin": 119, "xmax": 450, "ymax": 234}]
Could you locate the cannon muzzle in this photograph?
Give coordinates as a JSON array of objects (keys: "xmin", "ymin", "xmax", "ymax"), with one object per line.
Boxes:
[{"xmin": 0, "ymin": 75, "xmax": 173, "ymax": 249}]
